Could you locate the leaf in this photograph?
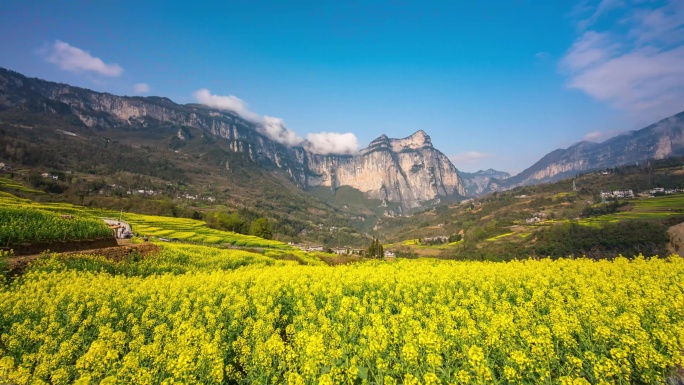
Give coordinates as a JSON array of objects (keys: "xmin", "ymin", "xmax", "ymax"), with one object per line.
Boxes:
[{"xmin": 357, "ymin": 366, "xmax": 368, "ymax": 380}]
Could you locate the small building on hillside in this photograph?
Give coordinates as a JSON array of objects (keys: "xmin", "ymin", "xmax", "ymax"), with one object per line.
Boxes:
[
  {"xmin": 384, "ymin": 250, "xmax": 396, "ymax": 258},
  {"xmin": 289, "ymin": 243, "xmax": 308, "ymax": 251},
  {"xmin": 601, "ymin": 189, "xmax": 635, "ymax": 199},
  {"xmin": 613, "ymin": 189, "xmax": 634, "ymax": 198},
  {"xmin": 307, "ymin": 245, "xmax": 324, "ymax": 252},
  {"xmin": 332, "ymin": 247, "xmax": 348, "ymax": 255}
]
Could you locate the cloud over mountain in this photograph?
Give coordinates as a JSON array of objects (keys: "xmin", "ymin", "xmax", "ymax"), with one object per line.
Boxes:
[
  {"xmin": 193, "ymin": 88, "xmax": 359, "ymax": 154},
  {"xmin": 306, "ymin": 132, "xmax": 360, "ymax": 155},
  {"xmin": 583, "ymin": 129, "xmax": 623, "ymax": 142},
  {"xmin": 133, "ymin": 83, "xmax": 150, "ymax": 94},
  {"xmin": 42, "ymin": 40, "xmax": 123, "ymax": 77}
]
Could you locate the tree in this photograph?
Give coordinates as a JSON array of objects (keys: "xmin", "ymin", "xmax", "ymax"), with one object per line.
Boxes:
[
  {"xmin": 249, "ymin": 218, "xmax": 272, "ymax": 239},
  {"xmin": 366, "ymin": 237, "xmax": 384, "ymax": 258},
  {"xmin": 206, "ymin": 211, "xmax": 248, "ymax": 234}
]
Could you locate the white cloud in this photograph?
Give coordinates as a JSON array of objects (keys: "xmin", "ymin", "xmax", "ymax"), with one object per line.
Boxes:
[
  {"xmin": 43, "ymin": 40, "xmax": 123, "ymax": 77},
  {"xmin": 193, "ymin": 88, "xmax": 359, "ymax": 154},
  {"xmin": 577, "ymin": 0, "xmax": 624, "ymax": 30},
  {"xmin": 561, "ymin": 31, "xmax": 620, "ymax": 69},
  {"xmin": 583, "ymin": 129, "xmax": 623, "ymax": 142},
  {"xmin": 561, "ymin": 0, "xmax": 684, "ymax": 121},
  {"xmin": 583, "ymin": 131, "xmax": 604, "ymax": 141},
  {"xmin": 193, "ymin": 88, "xmax": 261, "ymax": 122},
  {"xmin": 306, "ymin": 132, "xmax": 360, "ymax": 155},
  {"xmin": 133, "ymin": 83, "xmax": 150, "ymax": 94},
  {"xmin": 262, "ymin": 116, "xmax": 305, "ymax": 147},
  {"xmin": 449, "ymin": 151, "xmax": 492, "ymax": 165}
]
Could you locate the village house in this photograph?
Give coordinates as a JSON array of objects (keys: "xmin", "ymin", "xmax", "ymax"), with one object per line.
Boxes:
[
  {"xmin": 423, "ymin": 236, "xmax": 449, "ymax": 243},
  {"xmin": 526, "ymin": 217, "xmax": 541, "ymax": 224},
  {"xmin": 613, "ymin": 189, "xmax": 634, "ymax": 198},
  {"xmin": 384, "ymin": 250, "xmax": 396, "ymax": 258},
  {"xmin": 288, "ymin": 243, "xmax": 308, "ymax": 251},
  {"xmin": 332, "ymin": 247, "xmax": 348, "ymax": 255},
  {"xmin": 601, "ymin": 189, "xmax": 634, "ymax": 199}
]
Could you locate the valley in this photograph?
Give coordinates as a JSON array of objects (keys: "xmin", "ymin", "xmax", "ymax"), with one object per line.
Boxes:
[
  {"xmin": 377, "ymin": 157, "xmax": 684, "ymax": 260},
  {"xmin": 4, "ymin": 0, "xmax": 684, "ymax": 381},
  {"xmin": 1, "ymin": 64, "xmax": 684, "ymax": 384}
]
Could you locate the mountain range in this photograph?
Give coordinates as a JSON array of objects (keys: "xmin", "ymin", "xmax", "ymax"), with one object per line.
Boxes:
[
  {"xmin": 1, "ymin": 66, "xmax": 684, "ymax": 209},
  {"xmin": 0, "ymin": 67, "xmax": 466, "ymax": 211},
  {"xmin": 483, "ymin": 111, "xmax": 684, "ymax": 194}
]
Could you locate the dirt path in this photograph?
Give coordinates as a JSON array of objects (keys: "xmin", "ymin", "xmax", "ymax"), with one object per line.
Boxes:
[
  {"xmin": 5, "ymin": 243, "xmax": 160, "ymax": 277},
  {"xmin": 667, "ymin": 222, "xmax": 684, "ymax": 256}
]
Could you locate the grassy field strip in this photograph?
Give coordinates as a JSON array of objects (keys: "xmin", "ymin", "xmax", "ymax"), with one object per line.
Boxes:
[
  {"xmin": 486, "ymin": 232, "xmax": 515, "ymax": 242},
  {"xmin": 0, "ymin": 193, "xmax": 293, "ymax": 249},
  {"xmin": 0, "ymin": 177, "xmax": 45, "ymax": 194}
]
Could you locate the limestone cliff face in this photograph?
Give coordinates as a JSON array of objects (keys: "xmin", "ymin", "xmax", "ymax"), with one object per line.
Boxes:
[
  {"xmin": 306, "ymin": 131, "xmax": 465, "ymax": 210},
  {"xmin": 0, "ymin": 67, "xmax": 465, "ymax": 210},
  {"xmin": 485, "ymin": 111, "xmax": 684, "ymax": 193},
  {"xmin": 458, "ymin": 169, "xmax": 511, "ymax": 196}
]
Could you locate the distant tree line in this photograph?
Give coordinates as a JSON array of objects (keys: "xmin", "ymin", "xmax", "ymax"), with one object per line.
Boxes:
[
  {"xmin": 204, "ymin": 210, "xmax": 272, "ymax": 239},
  {"xmin": 581, "ymin": 200, "xmax": 627, "ymax": 218},
  {"xmin": 531, "ymin": 220, "xmax": 670, "ymax": 259}
]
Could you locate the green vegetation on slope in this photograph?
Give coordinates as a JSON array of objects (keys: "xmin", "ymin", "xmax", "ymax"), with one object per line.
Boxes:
[
  {"xmin": 0, "ymin": 111, "xmax": 370, "ymax": 247},
  {"xmin": 0, "ymin": 192, "xmax": 292, "ymax": 250},
  {"xmin": 379, "ymin": 158, "xmax": 684, "ymax": 260},
  {"xmin": 0, "ymin": 206, "xmax": 112, "ymax": 245}
]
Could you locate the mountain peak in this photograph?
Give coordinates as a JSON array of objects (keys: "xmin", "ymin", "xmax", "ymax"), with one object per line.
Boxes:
[
  {"xmin": 410, "ymin": 129, "xmax": 428, "ymax": 138},
  {"xmin": 390, "ymin": 130, "xmax": 432, "ymax": 150}
]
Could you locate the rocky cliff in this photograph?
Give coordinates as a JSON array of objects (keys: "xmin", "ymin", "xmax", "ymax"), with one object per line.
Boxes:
[
  {"xmin": 485, "ymin": 111, "xmax": 684, "ymax": 193},
  {"xmin": 307, "ymin": 131, "xmax": 465, "ymax": 211},
  {"xmin": 0, "ymin": 67, "xmax": 465, "ymax": 210},
  {"xmin": 458, "ymin": 169, "xmax": 511, "ymax": 196}
]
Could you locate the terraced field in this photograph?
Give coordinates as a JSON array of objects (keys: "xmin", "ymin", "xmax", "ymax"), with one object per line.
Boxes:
[
  {"xmin": 0, "ymin": 193, "xmax": 294, "ymax": 250},
  {"xmin": 580, "ymin": 195, "xmax": 684, "ymax": 226},
  {"xmin": 0, "ymin": 177, "xmax": 43, "ymax": 194},
  {"xmin": 107, "ymin": 212, "xmax": 291, "ymax": 249}
]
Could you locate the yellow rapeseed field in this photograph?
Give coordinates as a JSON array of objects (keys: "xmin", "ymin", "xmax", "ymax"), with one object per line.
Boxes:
[{"xmin": 1, "ymin": 253, "xmax": 683, "ymax": 384}]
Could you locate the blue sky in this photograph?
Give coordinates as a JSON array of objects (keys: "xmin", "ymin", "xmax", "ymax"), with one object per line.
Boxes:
[{"xmin": 1, "ymin": 1, "xmax": 683, "ymax": 173}]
